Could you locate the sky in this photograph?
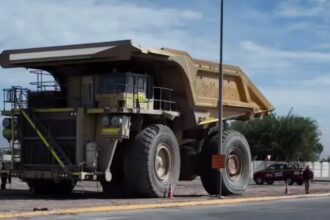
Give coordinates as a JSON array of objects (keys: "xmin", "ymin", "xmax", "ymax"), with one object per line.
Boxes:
[{"xmin": 0, "ymin": 0, "xmax": 330, "ymax": 157}]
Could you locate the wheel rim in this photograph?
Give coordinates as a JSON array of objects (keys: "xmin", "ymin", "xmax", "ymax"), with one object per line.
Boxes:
[
  {"xmin": 226, "ymin": 147, "xmax": 244, "ymax": 182},
  {"xmin": 154, "ymin": 144, "xmax": 172, "ymax": 182},
  {"xmin": 257, "ymin": 177, "xmax": 262, "ymax": 184}
]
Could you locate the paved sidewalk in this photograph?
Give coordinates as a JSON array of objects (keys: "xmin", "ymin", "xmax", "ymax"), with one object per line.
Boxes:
[{"xmin": 0, "ymin": 178, "xmax": 329, "ymax": 215}]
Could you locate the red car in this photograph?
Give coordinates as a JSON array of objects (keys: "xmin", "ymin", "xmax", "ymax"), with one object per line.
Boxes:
[{"xmin": 253, "ymin": 163, "xmax": 304, "ymax": 185}]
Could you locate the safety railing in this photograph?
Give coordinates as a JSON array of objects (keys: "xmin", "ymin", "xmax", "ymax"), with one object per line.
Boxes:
[
  {"xmin": 0, "ymin": 147, "xmax": 20, "ymax": 163},
  {"xmin": 153, "ymin": 87, "xmax": 176, "ymax": 111},
  {"xmin": 3, "ymin": 86, "xmax": 28, "ymax": 111},
  {"xmin": 29, "ymin": 69, "xmax": 60, "ymax": 92}
]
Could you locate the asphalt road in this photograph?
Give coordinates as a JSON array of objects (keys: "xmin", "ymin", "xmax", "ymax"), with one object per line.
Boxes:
[{"xmin": 31, "ymin": 196, "xmax": 330, "ymax": 220}]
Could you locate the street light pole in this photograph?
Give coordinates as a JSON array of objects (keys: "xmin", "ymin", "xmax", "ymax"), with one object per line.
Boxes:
[{"xmin": 218, "ymin": 0, "xmax": 224, "ymax": 199}]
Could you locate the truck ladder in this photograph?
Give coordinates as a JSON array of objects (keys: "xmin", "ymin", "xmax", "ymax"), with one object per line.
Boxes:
[{"xmin": 21, "ymin": 110, "xmax": 74, "ymax": 172}]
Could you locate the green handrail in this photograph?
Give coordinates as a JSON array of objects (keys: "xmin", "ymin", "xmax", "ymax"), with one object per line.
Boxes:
[{"xmin": 21, "ymin": 110, "xmax": 66, "ymax": 170}]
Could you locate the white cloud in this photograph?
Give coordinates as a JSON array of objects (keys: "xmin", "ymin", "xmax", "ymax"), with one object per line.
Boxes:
[
  {"xmin": 274, "ymin": 0, "xmax": 330, "ymax": 18},
  {"xmin": 0, "ymin": 0, "xmax": 203, "ymax": 49},
  {"xmin": 278, "ymin": 74, "xmax": 330, "ymax": 88},
  {"xmin": 274, "ymin": 3, "xmax": 319, "ymax": 18},
  {"xmin": 315, "ymin": 43, "xmax": 330, "ymax": 50},
  {"xmin": 263, "ymin": 81, "xmax": 330, "ymax": 110},
  {"xmin": 241, "ymin": 41, "xmax": 330, "ymax": 62},
  {"xmin": 225, "ymin": 41, "xmax": 330, "ymax": 76}
]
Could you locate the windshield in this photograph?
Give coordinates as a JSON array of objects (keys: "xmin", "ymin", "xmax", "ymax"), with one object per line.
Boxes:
[
  {"xmin": 266, "ymin": 165, "xmax": 275, "ymax": 170},
  {"xmin": 99, "ymin": 74, "xmax": 127, "ymax": 94}
]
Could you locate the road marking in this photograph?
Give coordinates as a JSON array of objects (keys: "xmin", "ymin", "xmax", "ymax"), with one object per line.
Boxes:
[
  {"xmin": 92, "ymin": 217, "xmax": 126, "ymax": 220},
  {"xmin": 1, "ymin": 193, "xmax": 330, "ymax": 219}
]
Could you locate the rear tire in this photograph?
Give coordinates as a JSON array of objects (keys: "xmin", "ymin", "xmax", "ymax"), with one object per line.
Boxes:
[
  {"xmin": 57, "ymin": 180, "xmax": 75, "ymax": 194},
  {"xmin": 124, "ymin": 124, "xmax": 180, "ymax": 198},
  {"xmin": 100, "ymin": 177, "xmax": 127, "ymax": 198},
  {"xmin": 179, "ymin": 144, "xmax": 198, "ymax": 181},
  {"xmin": 200, "ymin": 130, "xmax": 251, "ymax": 195},
  {"xmin": 297, "ymin": 180, "xmax": 303, "ymax": 185},
  {"xmin": 255, "ymin": 177, "xmax": 264, "ymax": 185},
  {"xmin": 286, "ymin": 177, "xmax": 294, "ymax": 185},
  {"xmin": 101, "ymin": 140, "xmax": 129, "ymax": 198}
]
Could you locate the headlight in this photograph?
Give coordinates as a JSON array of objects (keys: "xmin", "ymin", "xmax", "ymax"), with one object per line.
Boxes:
[
  {"xmin": 110, "ymin": 116, "xmax": 123, "ymax": 127},
  {"xmin": 2, "ymin": 118, "xmax": 11, "ymax": 128},
  {"xmin": 101, "ymin": 116, "xmax": 110, "ymax": 127}
]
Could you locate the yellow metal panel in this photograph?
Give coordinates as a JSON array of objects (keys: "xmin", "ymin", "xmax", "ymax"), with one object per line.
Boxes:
[
  {"xmin": 101, "ymin": 127, "xmax": 121, "ymax": 136},
  {"xmin": 86, "ymin": 108, "xmax": 104, "ymax": 114},
  {"xmin": 198, "ymin": 118, "xmax": 218, "ymax": 126},
  {"xmin": 35, "ymin": 108, "xmax": 75, "ymax": 113}
]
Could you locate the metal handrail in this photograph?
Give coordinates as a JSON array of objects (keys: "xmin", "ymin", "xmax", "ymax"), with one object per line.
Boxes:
[
  {"xmin": 153, "ymin": 87, "xmax": 176, "ymax": 111},
  {"xmin": 100, "ymin": 82, "xmax": 177, "ymax": 111},
  {"xmin": 29, "ymin": 70, "xmax": 60, "ymax": 92},
  {"xmin": 3, "ymin": 87, "xmax": 28, "ymax": 111},
  {"xmin": 21, "ymin": 110, "xmax": 74, "ymax": 172}
]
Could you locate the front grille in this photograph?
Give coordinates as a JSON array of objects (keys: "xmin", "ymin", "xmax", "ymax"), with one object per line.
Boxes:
[{"xmin": 20, "ymin": 117, "xmax": 76, "ymax": 170}]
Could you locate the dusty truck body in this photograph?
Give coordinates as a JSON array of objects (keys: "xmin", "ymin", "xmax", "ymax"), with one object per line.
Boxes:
[{"xmin": 0, "ymin": 40, "xmax": 273, "ymax": 197}]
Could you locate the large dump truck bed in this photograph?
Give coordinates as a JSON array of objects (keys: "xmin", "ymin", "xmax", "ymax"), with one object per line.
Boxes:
[{"xmin": 0, "ymin": 40, "xmax": 274, "ymax": 123}]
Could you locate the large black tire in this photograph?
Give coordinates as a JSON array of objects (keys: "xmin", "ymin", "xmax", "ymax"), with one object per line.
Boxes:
[
  {"xmin": 286, "ymin": 177, "xmax": 294, "ymax": 185},
  {"xmin": 100, "ymin": 178, "xmax": 126, "ymax": 198},
  {"xmin": 27, "ymin": 179, "xmax": 50, "ymax": 194},
  {"xmin": 255, "ymin": 177, "xmax": 264, "ymax": 185},
  {"xmin": 124, "ymin": 124, "xmax": 180, "ymax": 198},
  {"xmin": 101, "ymin": 140, "xmax": 129, "ymax": 198},
  {"xmin": 27, "ymin": 179, "xmax": 75, "ymax": 195},
  {"xmin": 200, "ymin": 130, "xmax": 251, "ymax": 195},
  {"xmin": 56, "ymin": 180, "xmax": 76, "ymax": 194},
  {"xmin": 297, "ymin": 180, "xmax": 303, "ymax": 185},
  {"xmin": 179, "ymin": 144, "xmax": 198, "ymax": 181}
]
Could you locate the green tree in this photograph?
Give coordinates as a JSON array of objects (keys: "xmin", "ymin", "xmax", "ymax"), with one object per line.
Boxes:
[{"xmin": 229, "ymin": 113, "xmax": 323, "ymax": 161}]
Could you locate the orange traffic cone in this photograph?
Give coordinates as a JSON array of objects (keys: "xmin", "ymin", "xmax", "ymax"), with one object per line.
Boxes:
[{"xmin": 167, "ymin": 183, "xmax": 174, "ymax": 198}]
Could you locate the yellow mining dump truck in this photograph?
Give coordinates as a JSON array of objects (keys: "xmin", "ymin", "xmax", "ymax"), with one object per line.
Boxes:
[{"xmin": 0, "ymin": 40, "xmax": 273, "ymax": 197}]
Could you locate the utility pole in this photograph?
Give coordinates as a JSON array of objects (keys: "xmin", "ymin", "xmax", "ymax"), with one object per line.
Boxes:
[{"xmin": 217, "ymin": 0, "xmax": 224, "ymax": 199}]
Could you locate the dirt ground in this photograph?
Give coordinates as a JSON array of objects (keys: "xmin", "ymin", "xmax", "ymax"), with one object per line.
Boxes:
[{"xmin": 0, "ymin": 178, "xmax": 329, "ymax": 213}]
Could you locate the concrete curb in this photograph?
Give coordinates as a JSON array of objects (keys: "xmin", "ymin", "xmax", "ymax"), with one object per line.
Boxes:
[{"xmin": 1, "ymin": 193, "xmax": 330, "ymax": 219}]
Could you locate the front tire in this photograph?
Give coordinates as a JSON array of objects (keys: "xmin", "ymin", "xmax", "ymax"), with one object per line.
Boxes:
[
  {"xmin": 100, "ymin": 178, "xmax": 126, "ymax": 198},
  {"xmin": 179, "ymin": 143, "xmax": 198, "ymax": 181},
  {"xmin": 101, "ymin": 140, "xmax": 128, "ymax": 198},
  {"xmin": 255, "ymin": 177, "xmax": 264, "ymax": 185},
  {"xmin": 200, "ymin": 130, "xmax": 251, "ymax": 195},
  {"xmin": 124, "ymin": 124, "xmax": 180, "ymax": 198},
  {"xmin": 286, "ymin": 177, "xmax": 294, "ymax": 185}
]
